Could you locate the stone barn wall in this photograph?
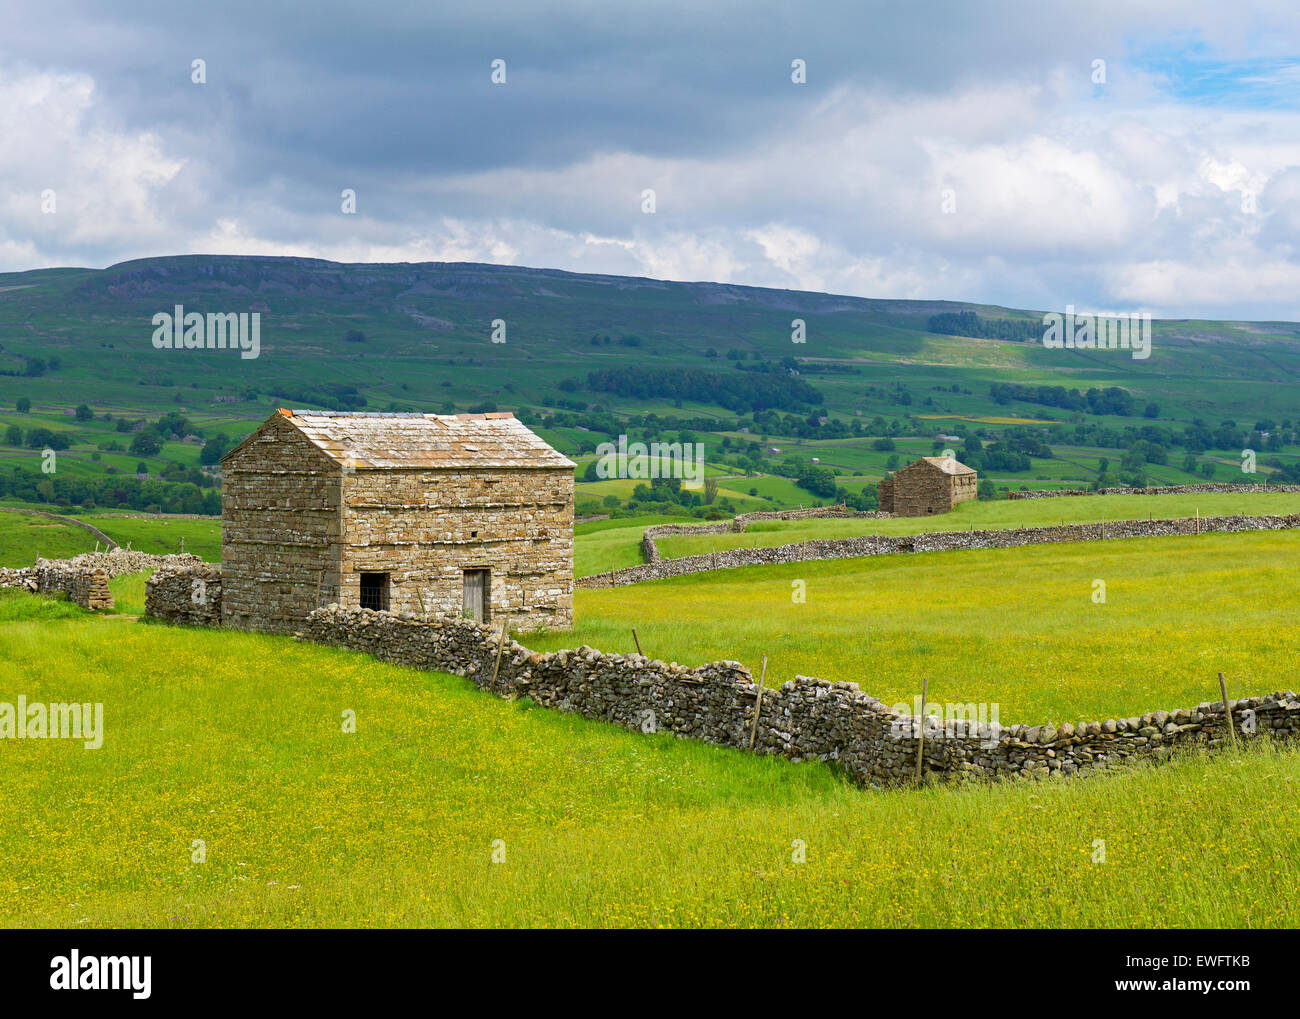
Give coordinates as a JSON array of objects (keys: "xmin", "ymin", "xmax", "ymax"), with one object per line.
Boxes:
[
  {"xmin": 341, "ymin": 465, "xmax": 574, "ymax": 630},
  {"xmin": 221, "ymin": 413, "xmax": 343, "ymax": 633},
  {"xmin": 888, "ymin": 461, "xmax": 977, "ymax": 517}
]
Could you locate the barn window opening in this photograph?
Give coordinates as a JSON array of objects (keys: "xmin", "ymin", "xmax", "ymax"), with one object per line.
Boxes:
[
  {"xmin": 360, "ymin": 572, "xmax": 390, "ymax": 611},
  {"xmin": 462, "ymin": 568, "xmax": 490, "ymax": 623}
]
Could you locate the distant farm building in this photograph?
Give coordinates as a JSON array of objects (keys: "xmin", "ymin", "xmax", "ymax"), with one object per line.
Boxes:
[
  {"xmin": 221, "ymin": 409, "xmax": 574, "ymax": 634},
  {"xmin": 878, "ymin": 456, "xmax": 977, "ymax": 516}
]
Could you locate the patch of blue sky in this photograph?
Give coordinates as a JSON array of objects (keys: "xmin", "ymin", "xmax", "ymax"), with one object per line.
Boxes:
[{"xmin": 1131, "ymin": 41, "xmax": 1300, "ymax": 110}]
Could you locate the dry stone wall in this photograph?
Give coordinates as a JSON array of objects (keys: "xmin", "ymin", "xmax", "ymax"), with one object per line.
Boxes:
[
  {"xmin": 1009, "ymin": 483, "xmax": 1300, "ymax": 499},
  {"xmin": 145, "ymin": 563, "xmax": 223, "ymax": 626},
  {"xmin": 639, "ymin": 505, "xmax": 882, "ymax": 565},
  {"xmin": 582, "ymin": 512, "xmax": 1300, "ymax": 588},
  {"xmin": 298, "ymin": 605, "xmax": 1300, "ymax": 788},
  {"xmin": 0, "ymin": 550, "xmax": 205, "ymax": 610}
]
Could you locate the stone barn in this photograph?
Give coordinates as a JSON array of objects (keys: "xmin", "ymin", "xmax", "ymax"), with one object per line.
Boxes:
[
  {"xmin": 878, "ymin": 456, "xmax": 977, "ymax": 516},
  {"xmin": 221, "ymin": 409, "xmax": 574, "ymax": 633}
]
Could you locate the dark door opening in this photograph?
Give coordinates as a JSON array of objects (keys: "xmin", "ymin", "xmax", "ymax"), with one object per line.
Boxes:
[
  {"xmin": 462, "ymin": 568, "xmax": 490, "ymax": 623},
  {"xmin": 360, "ymin": 572, "xmax": 390, "ymax": 611}
]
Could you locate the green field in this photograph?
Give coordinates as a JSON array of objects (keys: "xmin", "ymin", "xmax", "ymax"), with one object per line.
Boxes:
[
  {"xmin": 543, "ymin": 530, "xmax": 1300, "ymax": 724},
  {"xmin": 1, "ymin": 598, "xmax": 1295, "ymax": 928},
  {"xmin": 0, "ymin": 511, "xmax": 100, "ymax": 566},
  {"xmin": 0, "ymin": 507, "xmax": 221, "ymax": 567}
]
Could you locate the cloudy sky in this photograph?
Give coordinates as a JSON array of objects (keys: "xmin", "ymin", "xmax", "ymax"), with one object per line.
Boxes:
[{"xmin": 3, "ymin": 0, "xmax": 1300, "ymax": 319}]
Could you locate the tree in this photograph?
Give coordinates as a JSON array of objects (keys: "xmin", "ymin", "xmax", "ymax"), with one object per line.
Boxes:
[
  {"xmin": 74, "ymin": 404, "xmax": 93, "ymax": 422},
  {"xmin": 129, "ymin": 431, "xmax": 163, "ymax": 457},
  {"xmin": 703, "ymin": 478, "xmax": 719, "ymax": 505},
  {"xmin": 16, "ymin": 398, "xmax": 30, "ymax": 413},
  {"xmin": 4, "ymin": 425, "xmax": 20, "ymax": 446},
  {"xmin": 1143, "ymin": 402, "xmax": 1160, "ymax": 418},
  {"xmin": 199, "ymin": 434, "xmax": 233, "ymax": 465}
]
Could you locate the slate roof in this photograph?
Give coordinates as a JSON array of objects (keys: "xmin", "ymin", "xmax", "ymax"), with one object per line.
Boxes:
[
  {"xmin": 265, "ymin": 409, "xmax": 575, "ymax": 470},
  {"xmin": 913, "ymin": 456, "xmax": 977, "ymax": 476}
]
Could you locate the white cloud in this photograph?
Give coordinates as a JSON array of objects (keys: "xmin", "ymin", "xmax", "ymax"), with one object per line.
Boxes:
[{"xmin": 0, "ymin": 68, "xmax": 184, "ymax": 261}]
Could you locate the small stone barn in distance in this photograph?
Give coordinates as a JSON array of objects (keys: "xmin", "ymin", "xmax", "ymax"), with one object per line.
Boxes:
[
  {"xmin": 878, "ymin": 456, "xmax": 978, "ymax": 516},
  {"xmin": 221, "ymin": 409, "xmax": 575, "ymax": 633}
]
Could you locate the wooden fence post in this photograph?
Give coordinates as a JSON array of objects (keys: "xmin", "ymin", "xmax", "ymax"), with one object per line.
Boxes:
[
  {"xmin": 491, "ymin": 613, "xmax": 509, "ymax": 687},
  {"xmin": 914, "ymin": 676, "xmax": 929, "ymax": 783},
  {"xmin": 748, "ymin": 656, "xmax": 769, "ymax": 750},
  {"xmin": 1218, "ymin": 671, "xmax": 1237, "ymax": 748},
  {"xmin": 632, "ymin": 628, "xmax": 642, "ymax": 655}
]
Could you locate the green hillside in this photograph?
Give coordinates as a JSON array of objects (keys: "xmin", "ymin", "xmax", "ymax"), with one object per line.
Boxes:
[{"xmin": 2, "ymin": 255, "xmax": 1299, "ymax": 521}]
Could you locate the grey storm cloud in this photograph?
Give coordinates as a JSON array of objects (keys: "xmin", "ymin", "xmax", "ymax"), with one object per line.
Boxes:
[{"xmin": 3, "ymin": 0, "xmax": 1300, "ymax": 318}]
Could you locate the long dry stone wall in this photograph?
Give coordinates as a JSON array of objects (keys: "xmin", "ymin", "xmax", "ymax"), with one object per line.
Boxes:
[
  {"xmin": 0, "ymin": 550, "xmax": 204, "ymax": 610},
  {"xmin": 299, "ymin": 605, "xmax": 1300, "ymax": 787},
  {"xmin": 1009, "ymin": 483, "xmax": 1300, "ymax": 499},
  {"xmin": 639, "ymin": 505, "xmax": 885, "ymax": 565},
  {"xmin": 582, "ymin": 512, "xmax": 1300, "ymax": 588}
]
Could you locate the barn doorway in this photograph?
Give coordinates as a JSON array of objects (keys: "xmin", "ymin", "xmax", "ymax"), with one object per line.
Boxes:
[
  {"xmin": 462, "ymin": 568, "xmax": 490, "ymax": 623},
  {"xmin": 359, "ymin": 572, "xmax": 390, "ymax": 611}
]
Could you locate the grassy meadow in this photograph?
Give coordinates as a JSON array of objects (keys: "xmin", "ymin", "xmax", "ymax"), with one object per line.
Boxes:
[
  {"xmin": 4, "ymin": 492, "xmax": 1300, "ymax": 928},
  {"xmin": 0, "ymin": 507, "xmax": 221, "ymax": 567},
  {"xmin": 541, "ymin": 530, "xmax": 1300, "ymax": 723},
  {"xmin": 1, "ymin": 600, "xmax": 1296, "ymax": 928},
  {"xmin": 0, "ymin": 511, "xmax": 100, "ymax": 566}
]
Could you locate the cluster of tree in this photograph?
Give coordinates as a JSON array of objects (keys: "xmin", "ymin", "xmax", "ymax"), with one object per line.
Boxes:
[
  {"xmin": 18, "ymin": 427, "xmax": 73, "ymax": 451},
  {"xmin": 989, "ymin": 382, "xmax": 1136, "ymax": 417},
  {"xmin": 584, "ymin": 367, "xmax": 823, "ymax": 414},
  {"xmin": 0, "ymin": 355, "xmax": 62, "ymax": 378},
  {"xmin": 118, "ymin": 412, "xmax": 204, "ymax": 457},
  {"xmin": 927, "ymin": 311, "xmax": 1041, "ymax": 342},
  {"xmin": 956, "ymin": 432, "xmax": 1052, "ymax": 473},
  {"xmin": 780, "ymin": 457, "xmax": 839, "ymax": 498},
  {"xmin": 835, "ymin": 485, "xmax": 878, "ymax": 512},
  {"xmin": 200, "ymin": 434, "xmax": 235, "ymax": 464},
  {"xmin": 0, "ymin": 468, "xmax": 220, "ymax": 515},
  {"xmin": 268, "ymin": 383, "xmax": 367, "ymax": 411},
  {"xmin": 587, "ymin": 334, "xmax": 643, "ymax": 347}
]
